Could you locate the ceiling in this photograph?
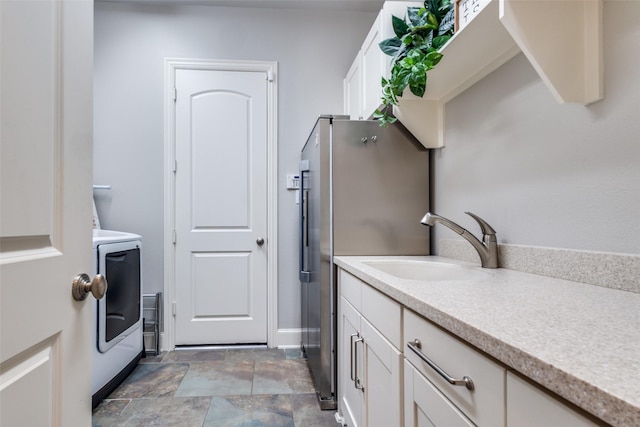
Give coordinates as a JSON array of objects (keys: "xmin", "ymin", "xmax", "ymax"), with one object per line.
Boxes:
[{"xmin": 96, "ymin": 0, "xmax": 391, "ymax": 12}]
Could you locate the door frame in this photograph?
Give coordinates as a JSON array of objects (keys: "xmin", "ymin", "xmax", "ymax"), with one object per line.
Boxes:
[{"xmin": 163, "ymin": 58, "xmax": 278, "ymax": 349}]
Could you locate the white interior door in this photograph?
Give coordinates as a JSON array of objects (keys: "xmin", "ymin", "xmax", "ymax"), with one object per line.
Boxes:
[
  {"xmin": 0, "ymin": 0, "xmax": 93, "ymax": 425},
  {"xmin": 174, "ymin": 67, "xmax": 268, "ymax": 345}
]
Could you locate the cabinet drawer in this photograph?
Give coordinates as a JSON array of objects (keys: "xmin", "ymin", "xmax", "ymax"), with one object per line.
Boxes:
[
  {"xmin": 404, "ymin": 309, "xmax": 506, "ymax": 426},
  {"xmin": 340, "ymin": 269, "xmax": 362, "ymax": 312},
  {"xmin": 339, "ymin": 270, "xmax": 401, "ymax": 350},
  {"xmin": 361, "ymin": 282, "xmax": 401, "ymax": 350},
  {"xmin": 507, "ymin": 372, "xmax": 602, "ymax": 427}
]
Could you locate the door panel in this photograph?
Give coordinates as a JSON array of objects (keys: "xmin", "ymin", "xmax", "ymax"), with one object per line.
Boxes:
[
  {"xmin": 362, "ymin": 318, "xmax": 402, "ymax": 427},
  {"xmin": 404, "ymin": 361, "xmax": 474, "ymax": 427},
  {"xmin": 339, "ymin": 297, "xmax": 363, "ymax": 427},
  {"xmin": 175, "ymin": 68, "xmax": 268, "ymax": 345},
  {"xmin": 191, "ymin": 91, "xmax": 250, "ymax": 228},
  {"xmin": 0, "ymin": 0, "xmax": 93, "ymax": 424},
  {"xmin": 192, "ymin": 252, "xmax": 250, "ymax": 316}
]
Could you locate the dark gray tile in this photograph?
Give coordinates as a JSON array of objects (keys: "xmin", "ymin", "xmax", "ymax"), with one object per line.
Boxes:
[
  {"xmin": 139, "ymin": 351, "xmax": 168, "ymax": 364},
  {"xmin": 203, "ymin": 394, "xmax": 294, "ymax": 427},
  {"xmin": 253, "ymin": 360, "xmax": 315, "ymax": 394},
  {"xmin": 108, "ymin": 363, "xmax": 189, "ymax": 399},
  {"xmin": 291, "ymin": 394, "xmax": 338, "ymax": 427},
  {"xmin": 92, "ymin": 349, "xmax": 328, "ymax": 427},
  {"xmin": 95, "ymin": 396, "xmax": 211, "ymax": 427},
  {"xmin": 92, "ymin": 399, "xmax": 131, "ymax": 418},
  {"xmin": 175, "ymin": 360, "xmax": 254, "ymax": 397},
  {"xmin": 162, "ymin": 349, "xmax": 226, "ymax": 363},
  {"xmin": 284, "ymin": 348, "xmax": 305, "ymax": 360},
  {"xmin": 225, "ymin": 348, "xmax": 286, "ymax": 362}
]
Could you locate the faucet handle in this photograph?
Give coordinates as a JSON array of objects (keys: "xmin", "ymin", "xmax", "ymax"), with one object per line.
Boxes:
[{"xmin": 464, "ymin": 212, "xmax": 496, "ymax": 237}]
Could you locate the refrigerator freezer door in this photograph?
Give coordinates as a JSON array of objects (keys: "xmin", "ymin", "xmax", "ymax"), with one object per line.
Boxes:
[{"xmin": 300, "ymin": 118, "xmax": 336, "ymax": 408}]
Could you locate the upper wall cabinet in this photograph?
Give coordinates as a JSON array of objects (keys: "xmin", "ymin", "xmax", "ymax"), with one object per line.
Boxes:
[
  {"xmin": 345, "ymin": 0, "xmax": 604, "ymax": 148},
  {"xmin": 344, "ymin": 1, "xmax": 423, "ymax": 121}
]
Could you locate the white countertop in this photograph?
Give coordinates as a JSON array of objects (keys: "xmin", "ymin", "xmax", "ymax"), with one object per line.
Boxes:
[{"xmin": 334, "ymin": 255, "xmax": 640, "ymax": 427}]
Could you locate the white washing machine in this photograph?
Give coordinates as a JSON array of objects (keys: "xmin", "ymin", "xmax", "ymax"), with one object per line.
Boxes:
[{"xmin": 92, "ymin": 229, "xmax": 143, "ymax": 408}]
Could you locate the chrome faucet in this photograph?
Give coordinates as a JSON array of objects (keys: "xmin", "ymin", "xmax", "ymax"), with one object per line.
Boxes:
[{"xmin": 421, "ymin": 212, "xmax": 498, "ymax": 268}]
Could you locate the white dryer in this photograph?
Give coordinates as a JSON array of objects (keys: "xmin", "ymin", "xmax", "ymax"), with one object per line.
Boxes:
[{"xmin": 92, "ymin": 229, "xmax": 143, "ymax": 408}]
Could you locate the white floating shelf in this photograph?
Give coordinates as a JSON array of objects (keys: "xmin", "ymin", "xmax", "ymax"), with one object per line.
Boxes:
[{"xmin": 391, "ymin": 0, "xmax": 603, "ymax": 149}]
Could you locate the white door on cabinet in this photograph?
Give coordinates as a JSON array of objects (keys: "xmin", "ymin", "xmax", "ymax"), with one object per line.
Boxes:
[
  {"xmin": 339, "ymin": 296, "xmax": 364, "ymax": 427},
  {"xmin": 404, "ymin": 361, "xmax": 475, "ymax": 427},
  {"xmin": 360, "ymin": 14, "xmax": 384, "ymax": 119},
  {"xmin": 361, "ymin": 317, "xmax": 403, "ymax": 427},
  {"xmin": 345, "ymin": 54, "xmax": 363, "ymax": 120}
]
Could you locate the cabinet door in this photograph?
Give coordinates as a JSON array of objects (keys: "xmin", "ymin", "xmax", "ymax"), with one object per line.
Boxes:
[
  {"xmin": 362, "ymin": 318, "xmax": 402, "ymax": 427},
  {"xmin": 360, "ymin": 13, "xmax": 383, "ymax": 119},
  {"xmin": 344, "ymin": 53, "xmax": 363, "ymax": 120},
  {"xmin": 339, "ymin": 296, "xmax": 364, "ymax": 427},
  {"xmin": 404, "ymin": 360, "xmax": 475, "ymax": 427}
]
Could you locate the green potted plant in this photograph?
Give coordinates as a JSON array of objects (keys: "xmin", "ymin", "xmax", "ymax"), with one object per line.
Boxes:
[{"xmin": 374, "ymin": 0, "xmax": 455, "ymax": 126}]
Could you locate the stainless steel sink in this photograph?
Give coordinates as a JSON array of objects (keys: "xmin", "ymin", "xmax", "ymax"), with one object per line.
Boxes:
[{"xmin": 361, "ymin": 260, "xmax": 487, "ymax": 282}]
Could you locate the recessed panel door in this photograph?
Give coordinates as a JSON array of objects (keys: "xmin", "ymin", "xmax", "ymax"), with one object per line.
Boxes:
[
  {"xmin": 174, "ymin": 68, "xmax": 268, "ymax": 345},
  {"xmin": 0, "ymin": 0, "xmax": 93, "ymax": 424}
]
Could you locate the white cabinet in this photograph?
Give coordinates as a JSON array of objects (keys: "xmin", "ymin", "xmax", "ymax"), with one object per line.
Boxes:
[
  {"xmin": 343, "ymin": 2, "xmax": 422, "ymax": 121},
  {"xmin": 346, "ymin": 0, "xmax": 603, "ymax": 148},
  {"xmin": 404, "ymin": 360, "xmax": 474, "ymax": 427},
  {"xmin": 404, "ymin": 309, "xmax": 506, "ymax": 427},
  {"xmin": 337, "ymin": 266, "xmax": 609, "ymax": 427},
  {"xmin": 507, "ymin": 372, "xmax": 602, "ymax": 427},
  {"xmin": 361, "ymin": 316, "xmax": 402, "ymax": 427},
  {"xmin": 338, "ymin": 269, "xmax": 402, "ymax": 427},
  {"xmin": 344, "ymin": 55, "xmax": 362, "ymax": 120},
  {"xmin": 339, "ymin": 296, "xmax": 364, "ymax": 427}
]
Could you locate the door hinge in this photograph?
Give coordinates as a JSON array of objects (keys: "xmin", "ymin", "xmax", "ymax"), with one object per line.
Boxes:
[
  {"xmin": 172, "ymin": 230, "xmax": 177, "ymax": 244},
  {"xmin": 172, "ymin": 302, "xmax": 177, "ymax": 316},
  {"xmin": 267, "ymin": 70, "xmax": 274, "ymax": 82},
  {"xmin": 173, "ymin": 87, "xmax": 177, "ymax": 102},
  {"xmin": 173, "ymin": 159, "xmax": 177, "ymax": 174}
]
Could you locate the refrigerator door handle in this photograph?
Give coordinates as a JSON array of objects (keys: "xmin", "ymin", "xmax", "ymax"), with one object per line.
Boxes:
[{"xmin": 299, "ymin": 165, "xmax": 311, "ymax": 283}]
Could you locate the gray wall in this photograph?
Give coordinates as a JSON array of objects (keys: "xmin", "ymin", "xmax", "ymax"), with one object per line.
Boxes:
[
  {"xmin": 95, "ymin": 1, "xmax": 640, "ymax": 336},
  {"xmin": 432, "ymin": 1, "xmax": 640, "ymax": 256},
  {"xmin": 93, "ymin": 2, "xmax": 375, "ymax": 329}
]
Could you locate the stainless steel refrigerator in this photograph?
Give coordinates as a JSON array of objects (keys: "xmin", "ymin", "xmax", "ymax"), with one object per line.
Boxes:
[{"xmin": 299, "ymin": 115, "xmax": 430, "ymax": 409}]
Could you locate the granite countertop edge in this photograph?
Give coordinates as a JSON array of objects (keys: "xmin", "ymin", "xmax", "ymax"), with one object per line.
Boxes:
[{"xmin": 334, "ymin": 255, "xmax": 640, "ymax": 427}]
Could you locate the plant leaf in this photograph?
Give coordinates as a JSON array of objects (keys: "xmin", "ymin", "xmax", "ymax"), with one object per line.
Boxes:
[
  {"xmin": 375, "ymin": 0, "xmax": 454, "ymax": 125},
  {"xmin": 432, "ymin": 35, "xmax": 451, "ymax": 51},
  {"xmin": 438, "ymin": 7, "xmax": 455, "ymax": 35},
  {"xmin": 379, "ymin": 37, "xmax": 403, "ymax": 57},
  {"xmin": 392, "ymin": 15, "xmax": 409, "ymax": 37},
  {"xmin": 407, "ymin": 7, "xmax": 426, "ymax": 27},
  {"xmin": 426, "ymin": 11, "xmax": 439, "ymax": 29},
  {"xmin": 425, "ymin": 50, "xmax": 444, "ymax": 67}
]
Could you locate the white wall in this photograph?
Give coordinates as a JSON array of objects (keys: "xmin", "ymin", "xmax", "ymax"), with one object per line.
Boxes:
[
  {"xmin": 93, "ymin": 2, "xmax": 375, "ymax": 329},
  {"xmin": 432, "ymin": 1, "xmax": 640, "ymax": 256}
]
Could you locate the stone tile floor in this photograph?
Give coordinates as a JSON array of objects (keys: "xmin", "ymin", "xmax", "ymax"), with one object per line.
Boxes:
[{"xmin": 92, "ymin": 348, "xmax": 338, "ymax": 427}]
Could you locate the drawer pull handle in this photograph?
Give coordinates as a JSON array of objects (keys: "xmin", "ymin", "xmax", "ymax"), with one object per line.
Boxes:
[
  {"xmin": 354, "ymin": 336, "xmax": 365, "ymax": 392},
  {"xmin": 350, "ymin": 333, "xmax": 358, "ymax": 382},
  {"xmin": 407, "ymin": 339, "xmax": 475, "ymax": 391}
]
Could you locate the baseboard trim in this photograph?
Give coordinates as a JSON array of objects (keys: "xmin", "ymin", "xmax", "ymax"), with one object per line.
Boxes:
[{"xmin": 275, "ymin": 328, "xmax": 302, "ymax": 349}]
